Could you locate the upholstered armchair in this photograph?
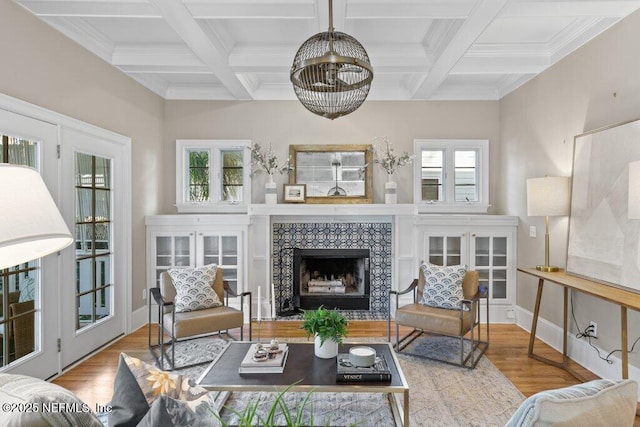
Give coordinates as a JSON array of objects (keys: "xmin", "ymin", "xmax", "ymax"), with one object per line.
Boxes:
[
  {"xmin": 388, "ymin": 264, "xmax": 488, "ymax": 368},
  {"xmin": 148, "ymin": 265, "xmax": 251, "ymax": 370}
]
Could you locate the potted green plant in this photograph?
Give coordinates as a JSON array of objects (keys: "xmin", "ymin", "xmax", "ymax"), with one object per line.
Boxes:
[{"xmin": 300, "ymin": 306, "xmax": 348, "ymax": 358}]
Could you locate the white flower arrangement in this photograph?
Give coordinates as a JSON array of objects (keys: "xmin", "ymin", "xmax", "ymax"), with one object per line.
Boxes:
[
  {"xmin": 250, "ymin": 143, "xmax": 293, "ymax": 177},
  {"xmin": 371, "ymin": 137, "xmax": 415, "ymax": 175}
]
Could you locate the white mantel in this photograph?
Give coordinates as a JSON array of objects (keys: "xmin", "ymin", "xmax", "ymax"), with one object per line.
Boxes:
[{"xmin": 248, "ymin": 203, "xmax": 417, "ymax": 217}]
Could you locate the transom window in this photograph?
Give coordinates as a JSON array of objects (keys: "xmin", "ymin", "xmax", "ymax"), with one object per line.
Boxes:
[
  {"xmin": 176, "ymin": 140, "xmax": 251, "ymax": 213},
  {"xmin": 414, "ymin": 139, "xmax": 489, "ymax": 213}
]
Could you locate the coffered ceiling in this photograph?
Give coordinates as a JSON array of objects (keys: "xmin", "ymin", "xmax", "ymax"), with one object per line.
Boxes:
[{"xmin": 14, "ymin": 0, "xmax": 640, "ymax": 101}]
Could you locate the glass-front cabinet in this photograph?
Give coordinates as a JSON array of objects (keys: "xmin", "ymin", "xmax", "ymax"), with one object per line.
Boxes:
[
  {"xmin": 197, "ymin": 233, "xmax": 240, "ymax": 294},
  {"xmin": 146, "ymin": 215, "xmax": 248, "ymax": 305},
  {"xmin": 417, "ymin": 216, "xmax": 517, "ymax": 322},
  {"xmin": 424, "ymin": 234, "xmax": 466, "ymax": 267},
  {"xmin": 470, "ymin": 234, "xmax": 509, "ymax": 303}
]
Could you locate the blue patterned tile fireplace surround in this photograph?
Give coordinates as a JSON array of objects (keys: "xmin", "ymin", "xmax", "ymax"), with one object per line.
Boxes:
[{"xmin": 272, "ymin": 222, "xmax": 392, "ymax": 315}]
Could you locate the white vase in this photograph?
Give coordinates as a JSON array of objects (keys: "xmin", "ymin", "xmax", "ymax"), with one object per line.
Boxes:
[
  {"xmin": 265, "ymin": 174, "xmax": 277, "ymax": 204},
  {"xmin": 314, "ymin": 334, "xmax": 338, "ymax": 359},
  {"xmin": 385, "ymin": 174, "xmax": 397, "ymax": 204}
]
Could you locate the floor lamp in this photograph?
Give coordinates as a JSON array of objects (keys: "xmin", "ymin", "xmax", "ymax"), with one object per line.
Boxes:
[
  {"xmin": 0, "ymin": 164, "xmax": 73, "ymax": 269},
  {"xmin": 526, "ymin": 176, "xmax": 571, "ymax": 272}
]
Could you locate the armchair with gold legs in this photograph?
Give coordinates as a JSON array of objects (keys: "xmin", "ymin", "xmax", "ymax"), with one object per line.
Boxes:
[{"xmin": 389, "ymin": 266, "xmax": 488, "ymax": 369}]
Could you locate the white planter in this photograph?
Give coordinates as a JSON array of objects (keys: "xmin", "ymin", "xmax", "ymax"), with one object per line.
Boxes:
[
  {"xmin": 385, "ymin": 180, "xmax": 397, "ymax": 204},
  {"xmin": 265, "ymin": 176, "xmax": 277, "ymax": 204},
  {"xmin": 314, "ymin": 334, "xmax": 338, "ymax": 359}
]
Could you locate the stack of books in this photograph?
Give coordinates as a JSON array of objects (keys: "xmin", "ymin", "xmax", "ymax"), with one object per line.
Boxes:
[
  {"xmin": 336, "ymin": 353, "xmax": 391, "ymax": 382},
  {"xmin": 307, "ymin": 279, "xmax": 346, "ymax": 294},
  {"xmin": 239, "ymin": 343, "xmax": 289, "ymax": 374}
]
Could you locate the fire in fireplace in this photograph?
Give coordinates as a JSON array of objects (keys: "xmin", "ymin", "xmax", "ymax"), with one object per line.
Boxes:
[{"xmin": 293, "ymin": 248, "xmax": 370, "ymax": 310}]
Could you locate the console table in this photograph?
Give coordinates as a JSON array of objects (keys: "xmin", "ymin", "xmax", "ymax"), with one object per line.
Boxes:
[{"xmin": 519, "ymin": 268, "xmax": 640, "ymax": 381}]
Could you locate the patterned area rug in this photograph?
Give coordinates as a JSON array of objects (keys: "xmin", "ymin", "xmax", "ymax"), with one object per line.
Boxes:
[{"xmin": 158, "ymin": 335, "xmax": 524, "ymax": 426}]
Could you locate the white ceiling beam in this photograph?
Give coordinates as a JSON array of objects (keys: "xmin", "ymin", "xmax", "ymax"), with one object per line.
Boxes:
[
  {"xmin": 15, "ymin": 0, "xmax": 161, "ymax": 18},
  {"xmin": 411, "ymin": 0, "xmax": 510, "ymax": 99},
  {"xmin": 148, "ymin": 0, "xmax": 252, "ymax": 99},
  {"xmin": 229, "ymin": 43, "xmax": 430, "ymax": 72},
  {"xmin": 345, "ymin": 0, "xmax": 475, "ymax": 19},
  {"xmin": 501, "ymin": 1, "xmax": 640, "ymax": 18},
  {"xmin": 184, "ymin": 0, "xmax": 316, "ymax": 19},
  {"xmin": 165, "ymin": 85, "xmax": 236, "ymax": 100},
  {"xmin": 113, "ymin": 45, "xmax": 205, "ymax": 68},
  {"xmin": 452, "ymin": 54, "xmax": 549, "ymax": 74}
]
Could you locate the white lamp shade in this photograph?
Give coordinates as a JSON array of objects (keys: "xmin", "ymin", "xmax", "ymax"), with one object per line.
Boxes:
[
  {"xmin": 527, "ymin": 176, "xmax": 571, "ymax": 217},
  {"xmin": 629, "ymin": 161, "xmax": 640, "ymax": 219},
  {"xmin": 0, "ymin": 164, "xmax": 73, "ymax": 269}
]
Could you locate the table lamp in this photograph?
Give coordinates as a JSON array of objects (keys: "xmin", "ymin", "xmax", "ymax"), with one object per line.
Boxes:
[
  {"xmin": 526, "ymin": 176, "xmax": 571, "ymax": 272},
  {"xmin": 0, "ymin": 164, "xmax": 73, "ymax": 269}
]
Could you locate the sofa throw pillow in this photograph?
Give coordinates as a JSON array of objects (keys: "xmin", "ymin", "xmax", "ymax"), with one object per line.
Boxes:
[
  {"xmin": 168, "ymin": 264, "xmax": 222, "ymax": 313},
  {"xmin": 420, "ymin": 263, "xmax": 468, "ymax": 310},
  {"xmin": 109, "ymin": 353, "xmax": 216, "ymax": 427},
  {"xmin": 0, "ymin": 373, "xmax": 102, "ymax": 427},
  {"xmin": 505, "ymin": 379, "xmax": 638, "ymax": 427},
  {"xmin": 137, "ymin": 394, "xmax": 218, "ymax": 427}
]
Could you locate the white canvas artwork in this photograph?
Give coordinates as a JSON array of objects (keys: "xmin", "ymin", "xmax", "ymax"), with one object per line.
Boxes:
[{"xmin": 567, "ymin": 118, "xmax": 640, "ymax": 292}]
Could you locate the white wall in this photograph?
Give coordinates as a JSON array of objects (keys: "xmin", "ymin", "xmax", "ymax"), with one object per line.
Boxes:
[
  {"xmin": 499, "ymin": 8, "xmax": 640, "ymax": 366},
  {"xmin": 0, "ymin": 1, "xmax": 165, "ymax": 312}
]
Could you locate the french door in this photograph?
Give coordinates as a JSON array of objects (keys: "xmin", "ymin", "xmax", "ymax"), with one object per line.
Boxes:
[
  {"xmin": 59, "ymin": 127, "xmax": 129, "ymax": 369},
  {"xmin": 0, "ymin": 108, "xmax": 60, "ymax": 379}
]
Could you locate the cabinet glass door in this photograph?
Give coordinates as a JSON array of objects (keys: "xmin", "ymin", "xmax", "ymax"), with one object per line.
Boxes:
[
  {"xmin": 153, "ymin": 234, "xmax": 193, "ymax": 287},
  {"xmin": 426, "ymin": 234, "xmax": 463, "ymax": 266},
  {"xmin": 201, "ymin": 234, "xmax": 240, "ymax": 294},
  {"xmin": 472, "ymin": 235, "xmax": 508, "ymax": 302}
]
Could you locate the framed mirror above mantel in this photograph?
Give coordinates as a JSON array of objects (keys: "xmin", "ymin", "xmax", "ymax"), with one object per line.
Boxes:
[{"xmin": 288, "ymin": 144, "xmax": 373, "ymax": 204}]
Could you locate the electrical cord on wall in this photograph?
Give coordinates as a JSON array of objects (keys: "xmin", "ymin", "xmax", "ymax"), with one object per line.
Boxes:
[
  {"xmin": 570, "ymin": 293, "xmax": 613, "ymax": 363},
  {"xmin": 570, "ymin": 293, "xmax": 640, "ymax": 364}
]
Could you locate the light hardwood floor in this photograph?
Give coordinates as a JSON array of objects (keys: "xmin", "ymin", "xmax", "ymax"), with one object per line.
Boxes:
[{"xmin": 53, "ymin": 322, "xmax": 638, "ymax": 424}]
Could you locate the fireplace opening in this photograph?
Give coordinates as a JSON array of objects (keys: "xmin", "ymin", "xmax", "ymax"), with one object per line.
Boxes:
[{"xmin": 293, "ymin": 248, "xmax": 370, "ymax": 310}]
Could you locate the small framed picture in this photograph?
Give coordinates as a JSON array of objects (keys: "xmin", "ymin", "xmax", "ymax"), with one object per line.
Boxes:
[{"xmin": 283, "ymin": 184, "xmax": 306, "ymax": 203}]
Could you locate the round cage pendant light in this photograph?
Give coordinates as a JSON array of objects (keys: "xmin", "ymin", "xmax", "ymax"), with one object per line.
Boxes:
[{"xmin": 290, "ymin": 0, "xmax": 373, "ymax": 120}]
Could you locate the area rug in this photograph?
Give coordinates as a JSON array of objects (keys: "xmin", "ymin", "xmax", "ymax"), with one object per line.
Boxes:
[{"xmin": 154, "ymin": 336, "xmax": 524, "ymax": 426}]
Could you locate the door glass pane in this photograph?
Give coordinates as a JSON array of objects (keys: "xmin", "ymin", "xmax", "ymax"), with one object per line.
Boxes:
[
  {"xmin": 174, "ymin": 236, "xmax": 191, "ymax": 266},
  {"xmin": 446, "ymin": 236, "xmax": 461, "ymax": 266},
  {"xmin": 203, "ymin": 236, "xmax": 219, "ymax": 266},
  {"xmin": 428, "ymin": 236, "xmax": 443, "ymax": 265},
  {"xmin": 156, "ymin": 237, "xmax": 172, "ymax": 266},
  {"xmin": 75, "ymin": 153, "xmax": 113, "ymax": 331},
  {"xmin": 0, "ymin": 135, "xmax": 40, "ymax": 367},
  {"xmin": 188, "ymin": 149, "xmax": 209, "ymax": 202},
  {"xmin": 454, "ymin": 150, "xmax": 477, "ymax": 202},
  {"xmin": 493, "ymin": 270, "xmax": 507, "ymax": 299},
  {"xmin": 493, "ymin": 237, "xmax": 507, "ymax": 266},
  {"xmin": 221, "ymin": 150, "xmax": 244, "ymax": 202},
  {"xmin": 475, "ymin": 237, "xmax": 490, "ymax": 266},
  {"xmin": 222, "ymin": 236, "xmax": 238, "ymax": 265},
  {"xmin": 421, "ymin": 150, "xmax": 443, "ymax": 201}
]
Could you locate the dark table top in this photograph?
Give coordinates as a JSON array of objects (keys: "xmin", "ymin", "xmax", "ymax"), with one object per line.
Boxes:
[{"xmin": 197, "ymin": 342, "xmax": 408, "ymax": 392}]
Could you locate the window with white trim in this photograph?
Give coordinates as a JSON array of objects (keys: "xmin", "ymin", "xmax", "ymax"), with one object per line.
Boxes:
[
  {"xmin": 176, "ymin": 140, "xmax": 251, "ymax": 213},
  {"xmin": 413, "ymin": 139, "xmax": 489, "ymax": 213}
]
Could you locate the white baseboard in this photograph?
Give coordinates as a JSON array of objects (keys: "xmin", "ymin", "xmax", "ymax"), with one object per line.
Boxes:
[
  {"xmin": 515, "ymin": 306, "xmax": 640, "ymax": 401},
  {"xmin": 130, "ymin": 306, "xmax": 148, "ymax": 332}
]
